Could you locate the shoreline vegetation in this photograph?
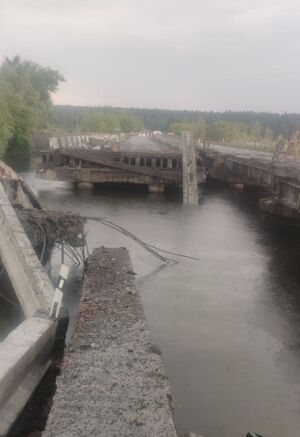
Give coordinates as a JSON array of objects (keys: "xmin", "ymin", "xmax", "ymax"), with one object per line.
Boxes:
[{"xmin": 1, "ymin": 56, "xmax": 300, "ymax": 159}]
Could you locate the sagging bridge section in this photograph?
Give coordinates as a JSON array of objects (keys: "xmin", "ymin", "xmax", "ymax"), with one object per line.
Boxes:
[
  {"xmin": 200, "ymin": 148, "xmax": 300, "ymax": 220},
  {"xmin": 37, "ymin": 148, "xmax": 204, "ymax": 193}
]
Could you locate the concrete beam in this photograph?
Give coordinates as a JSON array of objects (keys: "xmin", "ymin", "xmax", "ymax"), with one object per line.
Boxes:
[
  {"xmin": 0, "ymin": 183, "xmax": 53, "ymax": 317},
  {"xmin": 37, "ymin": 167, "xmax": 178, "ymax": 187},
  {"xmin": 0, "ymin": 316, "xmax": 56, "ymax": 436}
]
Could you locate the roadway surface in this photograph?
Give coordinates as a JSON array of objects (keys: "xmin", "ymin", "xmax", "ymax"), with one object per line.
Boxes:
[{"xmin": 121, "ymin": 135, "xmax": 176, "ymax": 153}]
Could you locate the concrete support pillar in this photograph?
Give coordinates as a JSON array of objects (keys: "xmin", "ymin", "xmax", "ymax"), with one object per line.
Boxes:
[
  {"xmin": 181, "ymin": 131, "xmax": 198, "ymax": 205},
  {"xmin": 148, "ymin": 183, "xmax": 165, "ymax": 193}
]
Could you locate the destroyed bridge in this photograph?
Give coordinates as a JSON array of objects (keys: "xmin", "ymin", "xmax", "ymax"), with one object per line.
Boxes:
[
  {"xmin": 37, "ymin": 145, "xmax": 300, "ymax": 220},
  {"xmin": 37, "ymin": 148, "xmax": 204, "ymax": 193}
]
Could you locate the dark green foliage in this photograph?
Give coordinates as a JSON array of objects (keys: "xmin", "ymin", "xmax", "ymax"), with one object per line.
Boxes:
[
  {"xmin": 53, "ymin": 106, "xmax": 144, "ymax": 134},
  {"xmin": 0, "ymin": 89, "xmax": 12, "ymax": 157},
  {"xmin": 0, "ymin": 56, "xmax": 64, "ymax": 158},
  {"xmin": 53, "ymin": 105, "xmax": 300, "ymax": 151}
]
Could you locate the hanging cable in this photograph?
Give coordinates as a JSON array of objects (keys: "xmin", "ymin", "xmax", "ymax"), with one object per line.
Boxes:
[
  {"xmin": 146, "ymin": 243, "xmax": 200, "ymax": 261},
  {"xmin": 83, "ymin": 216, "xmax": 198, "ymax": 264},
  {"xmin": 86, "ymin": 216, "xmax": 177, "ymax": 264},
  {"xmin": 0, "ymin": 291, "xmax": 20, "ymax": 309}
]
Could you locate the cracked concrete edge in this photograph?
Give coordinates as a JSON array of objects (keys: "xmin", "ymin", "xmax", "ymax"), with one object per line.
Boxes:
[{"xmin": 0, "ymin": 316, "xmax": 56, "ymax": 436}]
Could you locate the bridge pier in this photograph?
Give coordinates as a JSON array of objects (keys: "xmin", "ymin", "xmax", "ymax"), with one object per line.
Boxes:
[
  {"xmin": 181, "ymin": 131, "xmax": 198, "ymax": 205},
  {"xmin": 148, "ymin": 183, "xmax": 165, "ymax": 193}
]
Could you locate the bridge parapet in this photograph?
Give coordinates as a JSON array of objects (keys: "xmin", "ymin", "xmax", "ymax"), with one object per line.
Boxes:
[{"xmin": 0, "ymin": 315, "xmax": 56, "ymax": 436}]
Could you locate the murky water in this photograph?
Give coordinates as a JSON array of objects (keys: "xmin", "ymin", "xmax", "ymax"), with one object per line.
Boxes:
[{"xmin": 4, "ymin": 164, "xmax": 300, "ymax": 436}]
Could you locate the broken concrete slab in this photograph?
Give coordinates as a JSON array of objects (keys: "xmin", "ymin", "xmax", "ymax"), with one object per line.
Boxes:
[{"xmin": 44, "ymin": 247, "xmax": 177, "ymax": 437}]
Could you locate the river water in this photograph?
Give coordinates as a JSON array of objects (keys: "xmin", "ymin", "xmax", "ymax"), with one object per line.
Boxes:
[
  {"xmin": 17, "ymin": 167, "xmax": 299, "ymax": 437},
  {"xmin": 1, "ymin": 155, "xmax": 300, "ymax": 436}
]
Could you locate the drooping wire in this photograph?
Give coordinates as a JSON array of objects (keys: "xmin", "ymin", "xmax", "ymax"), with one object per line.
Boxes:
[
  {"xmin": 25, "ymin": 218, "xmax": 48, "ymax": 263},
  {"xmin": 85, "ymin": 216, "xmax": 177, "ymax": 264},
  {"xmin": 0, "ymin": 265, "xmax": 20, "ymax": 309},
  {"xmin": 0, "ymin": 291, "xmax": 20, "ymax": 309},
  {"xmin": 146, "ymin": 243, "xmax": 200, "ymax": 261},
  {"xmin": 84, "ymin": 216, "xmax": 199, "ymax": 264}
]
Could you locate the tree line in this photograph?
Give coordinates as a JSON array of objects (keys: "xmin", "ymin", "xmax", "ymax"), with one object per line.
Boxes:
[
  {"xmin": 0, "ymin": 56, "xmax": 64, "ymax": 158},
  {"xmin": 54, "ymin": 105, "xmax": 300, "ymax": 151}
]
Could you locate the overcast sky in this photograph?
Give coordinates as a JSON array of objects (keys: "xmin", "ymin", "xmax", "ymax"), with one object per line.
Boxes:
[{"xmin": 1, "ymin": 0, "xmax": 300, "ymax": 112}]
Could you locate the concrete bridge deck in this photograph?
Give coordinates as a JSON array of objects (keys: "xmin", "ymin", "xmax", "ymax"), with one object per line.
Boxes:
[{"xmin": 43, "ymin": 247, "xmax": 177, "ymax": 437}]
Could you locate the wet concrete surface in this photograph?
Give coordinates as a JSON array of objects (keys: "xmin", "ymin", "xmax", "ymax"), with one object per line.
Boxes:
[{"xmin": 16, "ymin": 168, "xmax": 300, "ymax": 437}]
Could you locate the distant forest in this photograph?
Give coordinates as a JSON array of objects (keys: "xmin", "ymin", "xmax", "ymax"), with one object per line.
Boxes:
[{"xmin": 53, "ymin": 105, "xmax": 300, "ymax": 151}]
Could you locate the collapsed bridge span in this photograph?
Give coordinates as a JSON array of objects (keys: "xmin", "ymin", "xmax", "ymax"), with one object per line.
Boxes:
[
  {"xmin": 37, "ymin": 148, "xmax": 204, "ymax": 192},
  {"xmin": 200, "ymin": 147, "xmax": 300, "ymax": 220}
]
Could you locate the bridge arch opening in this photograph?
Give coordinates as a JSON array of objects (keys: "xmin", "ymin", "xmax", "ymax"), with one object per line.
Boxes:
[
  {"xmin": 123, "ymin": 157, "xmax": 129, "ymax": 164},
  {"xmin": 171, "ymin": 159, "xmax": 178, "ymax": 169},
  {"xmin": 146, "ymin": 158, "xmax": 152, "ymax": 167},
  {"xmin": 162, "ymin": 158, "xmax": 168, "ymax": 168},
  {"xmin": 130, "ymin": 158, "xmax": 136, "ymax": 166},
  {"xmin": 140, "ymin": 158, "xmax": 145, "ymax": 167},
  {"xmin": 155, "ymin": 158, "xmax": 160, "ymax": 168}
]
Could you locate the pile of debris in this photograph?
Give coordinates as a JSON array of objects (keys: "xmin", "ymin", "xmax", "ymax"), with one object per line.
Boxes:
[{"xmin": 0, "ymin": 160, "xmax": 87, "ymax": 264}]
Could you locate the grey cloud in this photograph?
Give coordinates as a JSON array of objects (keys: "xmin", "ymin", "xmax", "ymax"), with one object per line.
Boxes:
[{"xmin": 1, "ymin": 0, "xmax": 300, "ymax": 111}]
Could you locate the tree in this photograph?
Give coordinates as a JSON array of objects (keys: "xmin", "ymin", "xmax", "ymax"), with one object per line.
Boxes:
[
  {"xmin": 0, "ymin": 56, "xmax": 64, "ymax": 157},
  {"xmin": 79, "ymin": 110, "xmax": 143, "ymax": 133},
  {"xmin": 0, "ymin": 84, "xmax": 12, "ymax": 157}
]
